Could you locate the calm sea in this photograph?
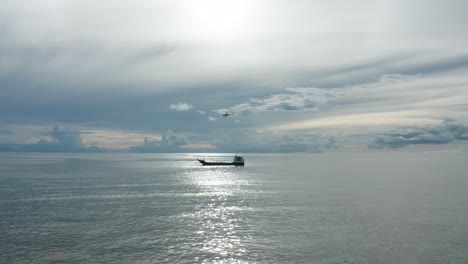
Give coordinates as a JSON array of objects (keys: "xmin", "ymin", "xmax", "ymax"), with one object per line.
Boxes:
[{"xmin": 1, "ymin": 152, "xmax": 467, "ymax": 264}]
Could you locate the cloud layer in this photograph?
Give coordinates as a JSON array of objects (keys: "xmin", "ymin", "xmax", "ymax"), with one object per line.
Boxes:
[
  {"xmin": 0, "ymin": 126, "xmax": 103, "ymax": 152},
  {"xmin": 129, "ymin": 130, "xmax": 191, "ymax": 152},
  {"xmin": 1, "ymin": 1, "xmax": 468, "ymax": 153},
  {"xmin": 216, "ymin": 88, "xmax": 330, "ymax": 116},
  {"xmin": 263, "ymin": 73, "xmax": 468, "ymax": 132},
  {"xmin": 369, "ymin": 121, "xmax": 468, "ymax": 149}
]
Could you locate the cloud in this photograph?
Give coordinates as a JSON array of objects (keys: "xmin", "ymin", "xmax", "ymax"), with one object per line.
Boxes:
[
  {"xmin": 215, "ymin": 88, "xmax": 331, "ymax": 116},
  {"xmin": 264, "ymin": 73, "xmax": 468, "ymax": 132},
  {"xmin": 180, "ymin": 143, "xmax": 216, "ymax": 150},
  {"xmin": 267, "ymin": 110, "xmax": 441, "ymax": 131},
  {"xmin": 211, "ymin": 129, "xmax": 338, "ymax": 153},
  {"xmin": 129, "ymin": 129, "xmax": 192, "ymax": 152},
  {"xmin": 0, "ymin": 126, "xmax": 106, "ymax": 152},
  {"xmin": 123, "ymin": 45, "xmax": 177, "ymax": 65},
  {"xmin": 369, "ymin": 121, "xmax": 468, "ymax": 149},
  {"xmin": 279, "ymin": 134, "xmax": 337, "ymax": 153},
  {"xmin": 1, "ymin": 1, "xmax": 468, "ymax": 153},
  {"xmin": 169, "ymin": 102, "xmax": 194, "ymax": 111},
  {"xmin": 161, "ymin": 129, "xmax": 190, "ymax": 146},
  {"xmin": 49, "ymin": 125, "xmax": 83, "ymax": 148},
  {"xmin": 208, "ymin": 116, "xmax": 217, "ymax": 121},
  {"xmin": 81, "ymin": 129, "xmax": 161, "ymax": 150},
  {"xmin": 0, "ymin": 128, "xmax": 12, "ymax": 135}
]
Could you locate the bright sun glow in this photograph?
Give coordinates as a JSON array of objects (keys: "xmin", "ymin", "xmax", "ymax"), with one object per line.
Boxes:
[{"xmin": 181, "ymin": 0, "xmax": 258, "ymax": 41}]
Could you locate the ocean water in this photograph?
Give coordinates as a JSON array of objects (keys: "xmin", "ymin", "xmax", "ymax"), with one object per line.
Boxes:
[{"xmin": 1, "ymin": 152, "xmax": 467, "ymax": 264}]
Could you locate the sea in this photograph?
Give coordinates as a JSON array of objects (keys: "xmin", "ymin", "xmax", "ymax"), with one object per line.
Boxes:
[{"xmin": 0, "ymin": 152, "xmax": 467, "ymax": 264}]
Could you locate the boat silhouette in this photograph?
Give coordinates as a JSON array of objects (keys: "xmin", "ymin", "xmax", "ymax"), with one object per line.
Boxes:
[{"xmin": 197, "ymin": 155, "xmax": 244, "ymax": 166}]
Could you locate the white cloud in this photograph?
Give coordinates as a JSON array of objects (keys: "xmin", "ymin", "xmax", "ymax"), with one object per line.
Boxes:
[
  {"xmin": 268, "ymin": 111, "xmax": 438, "ymax": 132},
  {"xmin": 208, "ymin": 116, "xmax": 217, "ymax": 121},
  {"xmin": 169, "ymin": 102, "xmax": 193, "ymax": 111},
  {"xmin": 161, "ymin": 129, "xmax": 190, "ymax": 146}
]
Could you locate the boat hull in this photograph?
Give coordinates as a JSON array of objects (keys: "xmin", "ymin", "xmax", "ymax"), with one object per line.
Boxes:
[{"xmin": 197, "ymin": 159, "xmax": 244, "ymax": 166}]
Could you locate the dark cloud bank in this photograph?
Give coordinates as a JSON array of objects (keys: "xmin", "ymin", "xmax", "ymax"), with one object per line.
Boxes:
[
  {"xmin": 369, "ymin": 121, "xmax": 468, "ymax": 149},
  {"xmin": 0, "ymin": 125, "xmax": 339, "ymax": 153},
  {"xmin": 0, "ymin": 126, "xmax": 105, "ymax": 153},
  {"xmin": 0, "ymin": 127, "xmax": 195, "ymax": 153},
  {"xmin": 1, "ymin": 122, "xmax": 467, "ymax": 153}
]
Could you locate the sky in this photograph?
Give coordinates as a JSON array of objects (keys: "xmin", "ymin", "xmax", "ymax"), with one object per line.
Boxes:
[{"xmin": 1, "ymin": 0, "xmax": 468, "ymax": 153}]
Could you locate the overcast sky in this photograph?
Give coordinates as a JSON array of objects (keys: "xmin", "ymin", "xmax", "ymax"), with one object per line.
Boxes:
[{"xmin": 1, "ymin": 0, "xmax": 468, "ymax": 152}]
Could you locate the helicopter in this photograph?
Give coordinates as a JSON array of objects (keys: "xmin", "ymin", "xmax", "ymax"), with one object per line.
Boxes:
[{"xmin": 222, "ymin": 112, "xmax": 233, "ymax": 117}]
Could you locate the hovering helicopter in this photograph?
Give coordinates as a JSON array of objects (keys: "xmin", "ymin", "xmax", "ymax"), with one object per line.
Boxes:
[{"xmin": 222, "ymin": 112, "xmax": 233, "ymax": 117}]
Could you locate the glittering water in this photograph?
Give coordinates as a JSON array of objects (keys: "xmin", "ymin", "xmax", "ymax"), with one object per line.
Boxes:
[{"xmin": 1, "ymin": 152, "xmax": 468, "ymax": 264}]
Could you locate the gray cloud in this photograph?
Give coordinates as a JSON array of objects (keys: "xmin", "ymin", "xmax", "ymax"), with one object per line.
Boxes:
[
  {"xmin": 369, "ymin": 121, "xmax": 468, "ymax": 149},
  {"xmin": 0, "ymin": 126, "xmax": 105, "ymax": 152},
  {"xmin": 129, "ymin": 130, "xmax": 190, "ymax": 153},
  {"xmin": 279, "ymin": 134, "xmax": 337, "ymax": 153},
  {"xmin": 161, "ymin": 129, "xmax": 190, "ymax": 146},
  {"xmin": 212, "ymin": 130, "xmax": 338, "ymax": 153},
  {"xmin": 216, "ymin": 88, "xmax": 331, "ymax": 116},
  {"xmin": 0, "ymin": 128, "xmax": 12, "ymax": 135},
  {"xmin": 123, "ymin": 45, "xmax": 176, "ymax": 66}
]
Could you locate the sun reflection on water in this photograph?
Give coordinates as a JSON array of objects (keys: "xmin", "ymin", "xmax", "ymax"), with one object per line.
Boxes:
[{"xmin": 183, "ymin": 166, "xmax": 253, "ymax": 262}]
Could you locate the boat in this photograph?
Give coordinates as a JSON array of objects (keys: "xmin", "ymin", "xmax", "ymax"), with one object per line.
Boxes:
[{"xmin": 197, "ymin": 155, "xmax": 245, "ymax": 166}]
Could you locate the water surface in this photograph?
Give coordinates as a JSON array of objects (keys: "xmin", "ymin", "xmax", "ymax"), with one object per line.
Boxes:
[{"xmin": 1, "ymin": 152, "xmax": 467, "ymax": 263}]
